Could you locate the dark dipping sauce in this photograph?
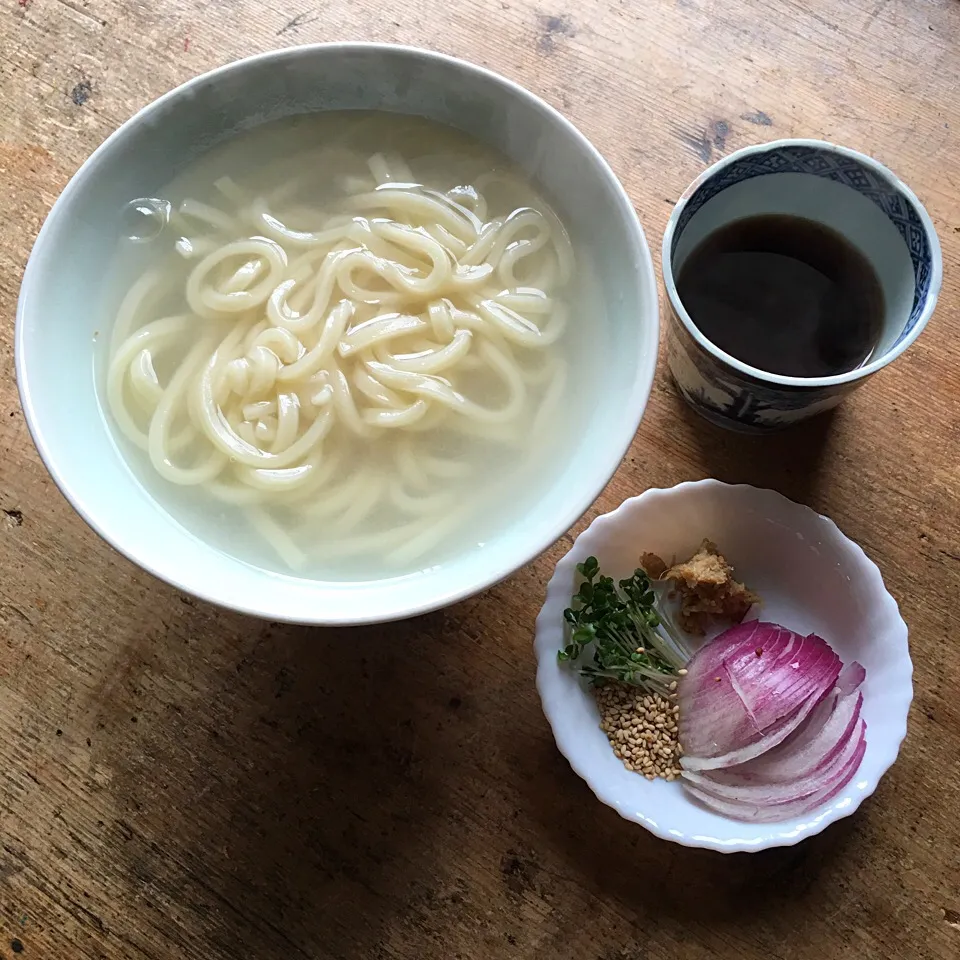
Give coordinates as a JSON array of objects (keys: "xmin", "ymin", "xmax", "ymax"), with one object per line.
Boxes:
[{"xmin": 676, "ymin": 214, "xmax": 885, "ymax": 378}]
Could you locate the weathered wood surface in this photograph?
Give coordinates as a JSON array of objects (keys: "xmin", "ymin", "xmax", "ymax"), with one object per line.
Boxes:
[{"xmin": 1, "ymin": 1, "xmax": 959, "ymax": 958}]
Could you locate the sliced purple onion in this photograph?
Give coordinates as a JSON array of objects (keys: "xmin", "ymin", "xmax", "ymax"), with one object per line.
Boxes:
[
  {"xmin": 677, "ymin": 622, "xmax": 867, "ymax": 822},
  {"xmin": 679, "ymin": 623, "xmax": 841, "ymax": 767},
  {"xmin": 683, "ymin": 722, "xmax": 867, "ymax": 823},
  {"xmin": 683, "ymin": 703, "xmax": 864, "ymax": 804}
]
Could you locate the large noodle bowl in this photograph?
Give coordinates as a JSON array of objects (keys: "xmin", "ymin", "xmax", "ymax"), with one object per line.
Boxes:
[{"xmin": 102, "ymin": 112, "xmax": 581, "ymax": 578}]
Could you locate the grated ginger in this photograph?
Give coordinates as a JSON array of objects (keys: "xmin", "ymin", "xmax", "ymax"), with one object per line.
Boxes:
[{"xmin": 640, "ymin": 539, "xmax": 758, "ymax": 635}]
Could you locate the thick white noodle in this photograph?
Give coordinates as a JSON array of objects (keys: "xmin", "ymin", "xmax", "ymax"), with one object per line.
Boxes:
[{"xmin": 106, "ymin": 141, "xmax": 574, "ymax": 572}]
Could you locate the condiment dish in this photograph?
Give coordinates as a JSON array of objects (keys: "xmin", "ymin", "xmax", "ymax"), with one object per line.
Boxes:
[{"xmin": 534, "ymin": 480, "xmax": 912, "ymax": 852}]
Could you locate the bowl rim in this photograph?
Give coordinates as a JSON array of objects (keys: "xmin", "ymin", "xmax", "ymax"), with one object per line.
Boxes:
[
  {"xmin": 661, "ymin": 137, "xmax": 943, "ymax": 390},
  {"xmin": 14, "ymin": 42, "xmax": 659, "ymax": 625},
  {"xmin": 534, "ymin": 479, "xmax": 913, "ymax": 852}
]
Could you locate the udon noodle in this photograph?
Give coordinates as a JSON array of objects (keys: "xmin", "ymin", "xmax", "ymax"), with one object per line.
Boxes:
[{"xmin": 104, "ymin": 113, "xmax": 575, "ymax": 575}]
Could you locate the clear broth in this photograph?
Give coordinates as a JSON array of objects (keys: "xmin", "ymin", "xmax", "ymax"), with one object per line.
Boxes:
[{"xmin": 96, "ymin": 112, "xmax": 604, "ymax": 582}]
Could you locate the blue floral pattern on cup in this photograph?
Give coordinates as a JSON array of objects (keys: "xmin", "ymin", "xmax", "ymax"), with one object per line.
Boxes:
[
  {"xmin": 666, "ymin": 314, "xmax": 855, "ymax": 432},
  {"xmin": 662, "ymin": 140, "xmax": 941, "ymax": 433}
]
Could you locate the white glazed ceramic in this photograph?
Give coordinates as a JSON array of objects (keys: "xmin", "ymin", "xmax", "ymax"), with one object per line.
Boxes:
[
  {"xmin": 15, "ymin": 43, "xmax": 659, "ymax": 624},
  {"xmin": 534, "ymin": 480, "xmax": 912, "ymax": 852},
  {"xmin": 661, "ymin": 139, "xmax": 942, "ymax": 432}
]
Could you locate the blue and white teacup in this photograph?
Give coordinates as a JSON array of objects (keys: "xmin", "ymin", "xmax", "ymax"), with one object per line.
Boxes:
[{"xmin": 662, "ymin": 139, "xmax": 942, "ymax": 432}]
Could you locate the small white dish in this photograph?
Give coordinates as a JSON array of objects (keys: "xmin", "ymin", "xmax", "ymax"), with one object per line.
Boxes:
[{"xmin": 534, "ymin": 480, "xmax": 912, "ymax": 852}]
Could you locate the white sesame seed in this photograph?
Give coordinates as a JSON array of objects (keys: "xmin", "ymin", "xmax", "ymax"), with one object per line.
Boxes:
[{"xmin": 594, "ymin": 682, "xmax": 683, "ymax": 783}]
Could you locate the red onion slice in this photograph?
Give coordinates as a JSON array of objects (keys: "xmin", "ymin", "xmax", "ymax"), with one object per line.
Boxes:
[
  {"xmin": 683, "ymin": 701, "xmax": 864, "ymax": 804},
  {"xmin": 685, "ymin": 662, "xmax": 864, "ymax": 781},
  {"xmin": 679, "ymin": 622, "xmax": 841, "ymax": 768},
  {"xmin": 680, "ymin": 694, "xmax": 820, "ymax": 771},
  {"xmin": 740, "ymin": 663, "xmax": 864, "ymax": 783},
  {"xmin": 683, "ymin": 720, "xmax": 867, "ymax": 823}
]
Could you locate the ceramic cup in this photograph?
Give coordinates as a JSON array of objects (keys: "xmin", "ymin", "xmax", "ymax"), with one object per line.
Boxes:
[{"xmin": 662, "ymin": 139, "xmax": 942, "ymax": 432}]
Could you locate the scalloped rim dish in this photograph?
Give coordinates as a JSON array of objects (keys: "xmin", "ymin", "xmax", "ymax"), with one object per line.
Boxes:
[{"xmin": 534, "ymin": 480, "xmax": 912, "ymax": 852}]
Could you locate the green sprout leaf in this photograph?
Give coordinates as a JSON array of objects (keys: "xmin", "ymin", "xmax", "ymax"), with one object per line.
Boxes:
[{"xmin": 559, "ymin": 556, "xmax": 692, "ymax": 695}]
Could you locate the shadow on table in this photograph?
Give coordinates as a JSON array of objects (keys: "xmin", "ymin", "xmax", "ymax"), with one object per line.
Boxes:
[
  {"xmin": 665, "ymin": 382, "xmax": 843, "ymax": 507},
  {"xmin": 90, "ymin": 577, "xmax": 860, "ymax": 960},
  {"xmin": 85, "ymin": 387, "xmax": 848, "ymax": 959},
  {"xmin": 518, "ymin": 730, "xmax": 860, "ymax": 935},
  {"xmin": 93, "ymin": 601, "xmax": 487, "ymax": 960}
]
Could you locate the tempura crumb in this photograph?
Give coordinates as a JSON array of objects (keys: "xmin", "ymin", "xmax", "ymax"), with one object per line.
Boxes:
[{"xmin": 641, "ymin": 539, "xmax": 758, "ymax": 635}]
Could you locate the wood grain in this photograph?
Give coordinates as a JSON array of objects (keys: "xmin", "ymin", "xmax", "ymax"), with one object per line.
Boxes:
[{"xmin": 2, "ymin": 1, "xmax": 959, "ymax": 957}]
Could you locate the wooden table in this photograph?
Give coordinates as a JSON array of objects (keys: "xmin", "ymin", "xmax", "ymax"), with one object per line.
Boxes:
[{"xmin": 2, "ymin": 1, "xmax": 959, "ymax": 957}]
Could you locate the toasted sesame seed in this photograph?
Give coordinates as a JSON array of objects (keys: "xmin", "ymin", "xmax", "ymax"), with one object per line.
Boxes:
[{"xmin": 594, "ymin": 682, "xmax": 683, "ymax": 783}]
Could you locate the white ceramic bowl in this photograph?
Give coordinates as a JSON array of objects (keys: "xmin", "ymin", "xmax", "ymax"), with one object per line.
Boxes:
[
  {"xmin": 15, "ymin": 44, "xmax": 658, "ymax": 624},
  {"xmin": 534, "ymin": 480, "xmax": 912, "ymax": 852}
]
